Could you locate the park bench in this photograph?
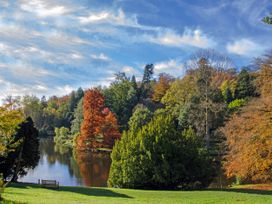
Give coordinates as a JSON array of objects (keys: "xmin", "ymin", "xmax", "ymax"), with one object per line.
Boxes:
[{"xmin": 38, "ymin": 179, "xmax": 59, "ymax": 189}]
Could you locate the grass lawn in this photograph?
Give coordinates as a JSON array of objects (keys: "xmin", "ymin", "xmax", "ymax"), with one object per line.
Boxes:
[{"xmin": 2, "ymin": 183, "xmax": 272, "ymax": 204}]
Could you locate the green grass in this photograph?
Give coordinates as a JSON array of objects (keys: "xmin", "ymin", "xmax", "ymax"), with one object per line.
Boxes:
[{"xmin": 2, "ymin": 183, "xmax": 272, "ymax": 204}]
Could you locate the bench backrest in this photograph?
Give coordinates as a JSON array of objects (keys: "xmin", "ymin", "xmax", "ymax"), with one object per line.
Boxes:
[{"xmin": 41, "ymin": 180, "xmax": 57, "ymax": 185}]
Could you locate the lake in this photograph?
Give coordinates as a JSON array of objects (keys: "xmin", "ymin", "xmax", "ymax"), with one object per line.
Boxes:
[{"xmin": 19, "ymin": 138, "xmax": 111, "ymax": 187}]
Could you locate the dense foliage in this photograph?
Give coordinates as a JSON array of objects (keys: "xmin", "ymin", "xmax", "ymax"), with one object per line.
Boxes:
[{"xmin": 108, "ymin": 114, "xmax": 214, "ymax": 189}]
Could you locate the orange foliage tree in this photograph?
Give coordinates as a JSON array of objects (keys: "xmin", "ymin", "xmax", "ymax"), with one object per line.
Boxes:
[
  {"xmin": 222, "ymin": 96, "xmax": 272, "ymax": 182},
  {"xmin": 76, "ymin": 88, "xmax": 120, "ymax": 150},
  {"xmin": 152, "ymin": 73, "xmax": 173, "ymax": 102}
]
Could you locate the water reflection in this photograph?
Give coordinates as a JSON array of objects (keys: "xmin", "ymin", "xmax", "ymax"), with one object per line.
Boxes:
[{"xmin": 19, "ymin": 138, "xmax": 111, "ymax": 187}]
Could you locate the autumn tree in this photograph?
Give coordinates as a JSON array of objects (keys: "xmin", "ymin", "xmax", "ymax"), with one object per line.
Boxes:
[
  {"xmin": 222, "ymin": 96, "xmax": 272, "ymax": 182},
  {"xmin": 77, "ymin": 88, "xmax": 120, "ymax": 150},
  {"xmin": 152, "ymin": 73, "xmax": 173, "ymax": 102},
  {"xmin": 256, "ymin": 53, "xmax": 272, "ymax": 97},
  {"xmin": 77, "ymin": 89, "xmax": 105, "ymax": 150}
]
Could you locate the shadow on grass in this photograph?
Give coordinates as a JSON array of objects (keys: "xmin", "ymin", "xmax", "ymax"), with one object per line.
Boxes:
[
  {"xmin": 208, "ymin": 188, "xmax": 272, "ymax": 196},
  {"xmin": 59, "ymin": 186, "xmax": 132, "ymax": 198},
  {"xmin": 8, "ymin": 183, "xmax": 132, "ymax": 199},
  {"xmin": 0, "ymin": 199, "xmax": 26, "ymax": 204}
]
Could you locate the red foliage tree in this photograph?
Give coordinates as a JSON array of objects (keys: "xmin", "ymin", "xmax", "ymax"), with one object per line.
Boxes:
[
  {"xmin": 76, "ymin": 88, "xmax": 120, "ymax": 150},
  {"xmin": 101, "ymin": 108, "xmax": 121, "ymax": 147}
]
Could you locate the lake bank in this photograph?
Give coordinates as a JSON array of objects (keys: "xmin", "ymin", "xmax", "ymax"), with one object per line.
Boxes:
[{"xmin": 3, "ymin": 183, "xmax": 272, "ymax": 204}]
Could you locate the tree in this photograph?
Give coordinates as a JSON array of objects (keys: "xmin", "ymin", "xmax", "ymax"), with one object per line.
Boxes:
[
  {"xmin": 263, "ymin": 13, "xmax": 272, "ymax": 24},
  {"xmin": 162, "ymin": 72, "xmax": 197, "ymax": 117},
  {"xmin": 222, "ymin": 96, "xmax": 272, "ymax": 182},
  {"xmin": 256, "ymin": 53, "xmax": 272, "ymax": 97},
  {"xmin": 140, "ymin": 64, "xmax": 154, "ymax": 100},
  {"xmin": 71, "ymin": 98, "xmax": 83, "ymax": 137},
  {"xmin": 234, "ymin": 69, "xmax": 256, "ymax": 99},
  {"xmin": 128, "ymin": 105, "xmax": 153, "ymax": 133},
  {"xmin": 21, "ymin": 96, "xmax": 44, "ymax": 130},
  {"xmin": 104, "ymin": 73, "xmax": 138, "ymax": 130},
  {"xmin": 0, "ymin": 104, "xmax": 24, "ymax": 156},
  {"xmin": 77, "ymin": 88, "xmax": 120, "ymax": 150},
  {"xmin": 188, "ymin": 58, "xmax": 226, "ymax": 149},
  {"xmin": 0, "ymin": 117, "xmax": 39, "ymax": 182},
  {"xmin": 77, "ymin": 89, "xmax": 105, "ymax": 150},
  {"xmin": 54, "ymin": 127, "xmax": 73, "ymax": 147},
  {"xmin": 108, "ymin": 114, "xmax": 214, "ymax": 189},
  {"xmin": 101, "ymin": 109, "xmax": 121, "ymax": 147},
  {"xmin": 152, "ymin": 73, "xmax": 173, "ymax": 102}
]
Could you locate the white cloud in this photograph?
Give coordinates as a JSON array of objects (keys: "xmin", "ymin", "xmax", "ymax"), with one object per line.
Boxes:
[
  {"xmin": 78, "ymin": 9, "xmax": 139, "ymax": 27},
  {"xmin": 90, "ymin": 53, "xmax": 111, "ymax": 61},
  {"xmin": 146, "ymin": 28, "xmax": 216, "ymax": 49},
  {"xmin": 70, "ymin": 53, "xmax": 84, "ymax": 60},
  {"xmin": 56, "ymin": 85, "xmax": 74, "ymax": 95},
  {"xmin": 0, "ymin": 62, "xmax": 55, "ymax": 80},
  {"xmin": 121, "ymin": 66, "xmax": 140, "ymax": 76},
  {"xmin": 20, "ymin": 0, "xmax": 73, "ymax": 17},
  {"xmin": 226, "ymin": 38, "xmax": 265, "ymax": 57},
  {"xmin": 154, "ymin": 59, "xmax": 185, "ymax": 76}
]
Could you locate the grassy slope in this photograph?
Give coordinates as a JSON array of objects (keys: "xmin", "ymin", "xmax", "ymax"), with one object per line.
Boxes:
[{"xmin": 2, "ymin": 183, "xmax": 272, "ymax": 204}]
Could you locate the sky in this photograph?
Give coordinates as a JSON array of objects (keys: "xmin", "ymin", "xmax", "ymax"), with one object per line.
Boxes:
[{"xmin": 0, "ymin": 0, "xmax": 271, "ymax": 99}]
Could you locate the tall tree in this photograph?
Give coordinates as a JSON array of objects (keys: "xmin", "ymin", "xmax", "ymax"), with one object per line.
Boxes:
[
  {"xmin": 77, "ymin": 88, "xmax": 120, "ymax": 150},
  {"xmin": 140, "ymin": 64, "xmax": 154, "ymax": 100},
  {"xmin": 77, "ymin": 89, "xmax": 105, "ymax": 150}
]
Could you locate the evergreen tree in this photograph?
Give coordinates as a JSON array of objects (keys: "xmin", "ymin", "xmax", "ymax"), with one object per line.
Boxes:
[
  {"xmin": 108, "ymin": 114, "xmax": 214, "ymax": 189},
  {"xmin": 128, "ymin": 105, "xmax": 153, "ymax": 133},
  {"xmin": 140, "ymin": 64, "xmax": 154, "ymax": 100},
  {"xmin": 0, "ymin": 117, "xmax": 40, "ymax": 181},
  {"xmin": 234, "ymin": 69, "xmax": 256, "ymax": 99}
]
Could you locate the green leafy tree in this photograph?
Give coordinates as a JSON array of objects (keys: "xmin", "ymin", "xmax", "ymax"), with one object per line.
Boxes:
[
  {"xmin": 108, "ymin": 115, "xmax": 214, "ymax": 189},
  {"xmin": 104, "ymin": 73, "xmax": 138, "ymax": 130},
  {"xmin": 71, "ymin": 98, "xmax": 83, "ymax": 137},
  {"xmin": 54, "ymin": 127, "xmax": 73, "ymax": 147}
]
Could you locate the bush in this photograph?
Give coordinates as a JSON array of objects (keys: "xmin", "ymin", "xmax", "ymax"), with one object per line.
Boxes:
[
  {"xmin": 108, "ymin": 115, "xmax": 215, "ymax": 189},
  {"xmin": 227, "ymin": 99, "xmax": 246, "ymax": 110}
]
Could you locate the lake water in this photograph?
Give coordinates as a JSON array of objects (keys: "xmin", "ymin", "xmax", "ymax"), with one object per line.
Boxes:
[{"xmin": 19, "ymin": 138, "xmax": 111, "ymax": 187}]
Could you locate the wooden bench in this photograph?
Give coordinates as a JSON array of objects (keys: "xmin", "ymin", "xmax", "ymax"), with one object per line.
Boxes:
[{"xmin": 38, "ymin": 179, "xmax": 59, "ymax": 189}]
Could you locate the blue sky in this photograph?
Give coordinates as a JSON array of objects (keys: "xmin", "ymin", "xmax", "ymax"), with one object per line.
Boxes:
[{"xmin": 0, "ymin": 0, "xmax": 271, "ymax": 99}]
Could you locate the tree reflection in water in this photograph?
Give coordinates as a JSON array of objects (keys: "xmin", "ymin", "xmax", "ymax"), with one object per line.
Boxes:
[
  {"xmin": 74, "ymin": 151, "xmax": 111, "ymax": 187},
  {"xmin": 21, "ymin": 138, "xmax": 111, "ymax": 187}
]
